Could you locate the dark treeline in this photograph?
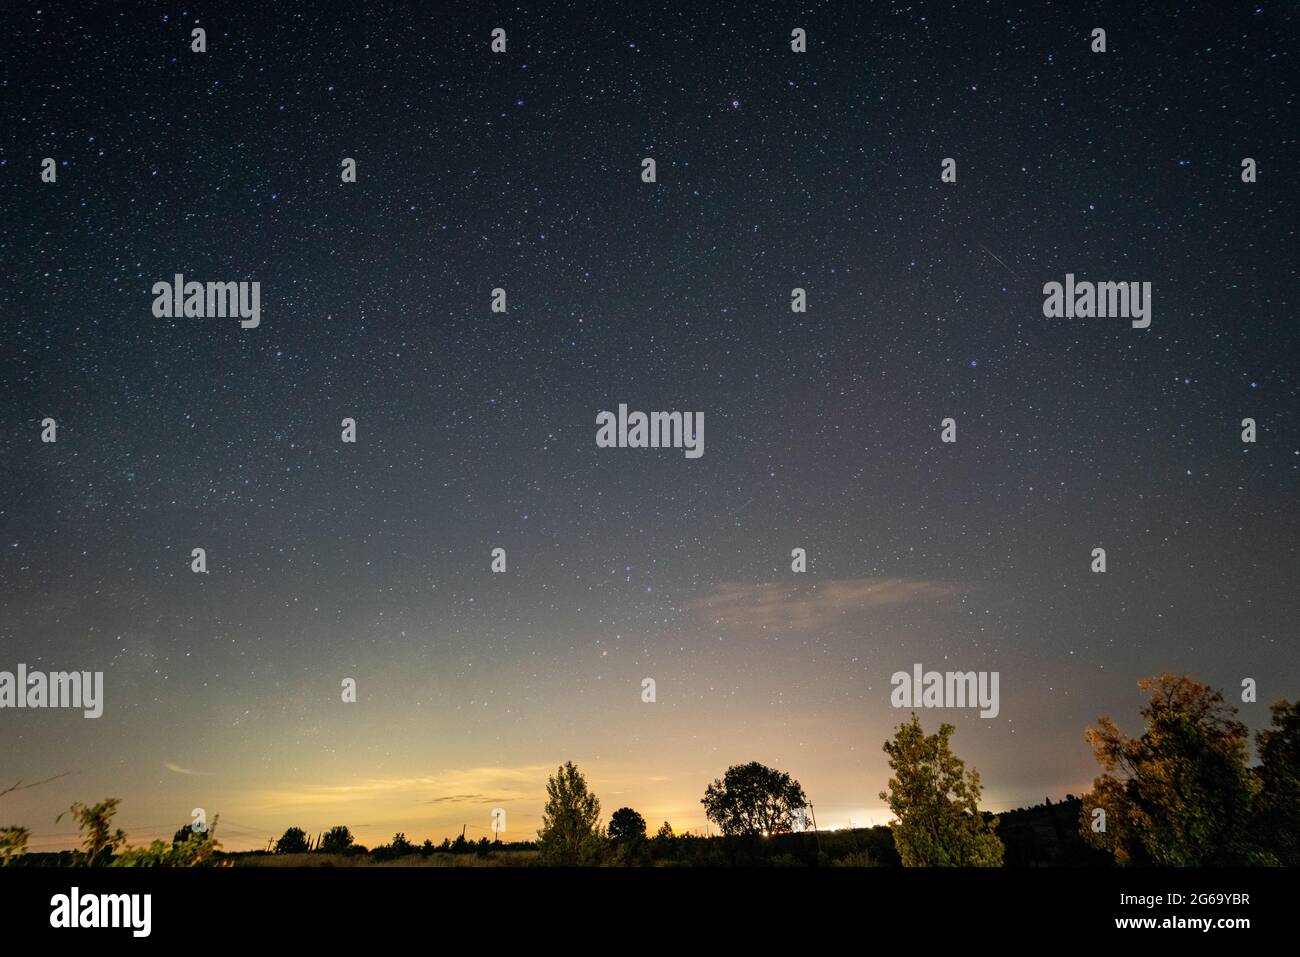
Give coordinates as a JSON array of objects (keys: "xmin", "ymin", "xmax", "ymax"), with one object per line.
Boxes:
[
  {"xmin": 6, "ymin": 800, "xmax": 1106, "ymax": 868},
  {"xmin": 3, "ymin": 673, "xmax": 1295, "ymax": 868}
]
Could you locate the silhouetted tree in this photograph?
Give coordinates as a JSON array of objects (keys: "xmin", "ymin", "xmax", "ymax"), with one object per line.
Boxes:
[
  {"xmin": 1081, "ymin": 673, "xmax": 1266, "ymax": 865},
  {"xmin": 537, "ymin": 761, "xmax": 605, "ymax": 865},
  {"xmin": 608, "ymin": 807, "xmax": 647, "ymax": 843},
  {"xmin": 880, "ymin": 715, "xmax": 1004, "ymax": 866},
  {"xmin": 1254, "ymin": 700, "xmax": 1300, "ymax": 865},
  {"xmin": 655, "ymin": 821, "xmax": 674, "ymax": 840},
  {"xmin": 701, "ymin": 761, "xmax": 808, "ymax": 837},
  {"xmin": 369, "ymin": 832, "xmax": 417, "ymax": 862},
  {"xmin": 321, "ymin": 825, "xmax": 354, "ymax": 854},
  {"xmin": 274, "ymin": 826, "xmax": 310, "ymax": 855}
]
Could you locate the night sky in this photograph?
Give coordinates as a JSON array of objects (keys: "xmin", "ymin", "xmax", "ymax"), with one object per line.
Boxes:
[{"xmin": 2, "ymin": 2, "xmax": 1297, "ymax": 851}]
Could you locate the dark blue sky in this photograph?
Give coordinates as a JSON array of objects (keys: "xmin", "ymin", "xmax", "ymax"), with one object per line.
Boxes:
[{"xmin": 1, "ymin": 1, "xmax": 1296, "ymax": 849}]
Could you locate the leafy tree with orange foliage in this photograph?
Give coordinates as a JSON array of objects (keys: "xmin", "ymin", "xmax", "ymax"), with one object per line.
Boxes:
[{"xmin": 1081, "ymin": 674, "xmax": 1269, "ymax": 865}]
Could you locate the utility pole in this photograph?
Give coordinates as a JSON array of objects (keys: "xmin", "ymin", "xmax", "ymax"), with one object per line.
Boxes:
[{"xmin": 807, "ymin": 802, "xmax": 823, "ymax": 855}]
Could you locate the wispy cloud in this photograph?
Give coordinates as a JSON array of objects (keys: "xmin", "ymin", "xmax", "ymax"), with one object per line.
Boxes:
[
  {"xmin": 423, "ymin": 794, "xmax": 511, "ymax": 805},
  {"xmin": 690, "ymin": 577, "xmax": 963, "ymax": 633},
  {"xmin": 163, "ymin": 761, "xmax": 212, "ymax": 776},
  {"xmin": 256, "ymin": 766, "xmax": 551, "ymax": 811}
]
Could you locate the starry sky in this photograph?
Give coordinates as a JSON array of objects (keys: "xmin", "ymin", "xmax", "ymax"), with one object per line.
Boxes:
[{"xmin": 2, "ymin": 2, "xmax": 1297, "ymax": 852}]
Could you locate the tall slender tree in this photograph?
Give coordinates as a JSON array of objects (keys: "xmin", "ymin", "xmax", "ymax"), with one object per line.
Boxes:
[
  {"xmin": 537, "ymin": 761, "xmax": 605, "ymax": 865},
  {"xmin": 880, "ymin": 715, "xmax": 1003, "ymax": 866}
]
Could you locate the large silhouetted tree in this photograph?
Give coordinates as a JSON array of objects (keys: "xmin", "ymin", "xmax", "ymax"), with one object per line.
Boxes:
[
  {"xmin": 274, "ymin": 826, "xmax": 310, "ymax": 855},
  {"xmin": 607, "ymin": 807, "xmax": 647, "ymax": 843},
  {"xmin": 321, "ymin": 825, "xmax": 355, "ymax": 854},
  {"xmin": 701, "ymin": 761, "xmax": 808, "ymax": 837}
]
